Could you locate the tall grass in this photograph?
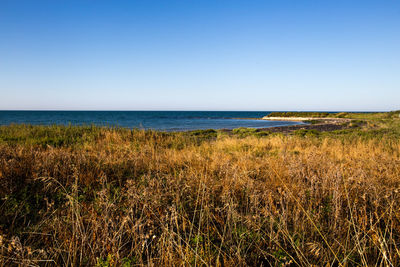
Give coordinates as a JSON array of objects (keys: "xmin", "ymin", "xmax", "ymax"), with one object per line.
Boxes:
[{"xmin": 0, "ymin": 125, "xmax": 399, "ymax": 266}]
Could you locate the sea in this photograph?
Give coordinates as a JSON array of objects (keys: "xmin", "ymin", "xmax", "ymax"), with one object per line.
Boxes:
[{"xmin": 0, "ymin": 111, "xmax": 303, "ymax": 131}]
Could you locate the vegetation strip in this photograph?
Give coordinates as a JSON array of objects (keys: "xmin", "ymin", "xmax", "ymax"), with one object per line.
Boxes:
[{"xmin": 0, "ymin": 110, "xmax": 399, "ymax": 266}]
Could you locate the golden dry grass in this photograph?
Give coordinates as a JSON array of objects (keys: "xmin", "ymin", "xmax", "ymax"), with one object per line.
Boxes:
[{"xmin": 0, "ymin": 126, "xmax": 399, "ymax": 266}]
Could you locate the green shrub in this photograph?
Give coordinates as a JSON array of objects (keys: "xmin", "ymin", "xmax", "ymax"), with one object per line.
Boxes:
[{"xmin": 293, "ymin": 129, "xmax": 320, "ymax": 137}]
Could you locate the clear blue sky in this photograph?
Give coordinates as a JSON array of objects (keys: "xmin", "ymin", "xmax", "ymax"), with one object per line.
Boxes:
[{"xmin": 0, "ymin": 0, "xmax": 399, "ymax": 111}]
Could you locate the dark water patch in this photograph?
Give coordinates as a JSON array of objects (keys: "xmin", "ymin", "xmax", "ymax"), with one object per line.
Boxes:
[{"xmin": 0, "ymin": 111, "xmax": 303, "ymax": 131}]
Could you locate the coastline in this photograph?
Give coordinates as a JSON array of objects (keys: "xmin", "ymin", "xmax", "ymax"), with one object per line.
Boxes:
[
  {"xmin": 257, "ymin": 121, "xmax": 349, "ymax": 133},
  {"xmin": 262, "ymin": 116, "xmax": 351, "ymax": 122},
  {"xmin": 256, "ymin": 116, "xmax": 352, "ymax": 133}
]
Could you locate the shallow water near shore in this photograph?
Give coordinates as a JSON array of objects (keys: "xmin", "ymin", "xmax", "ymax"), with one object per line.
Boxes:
[{"xmin": 0, "ymin": 111, "xmax": 303, "ymax": 131}]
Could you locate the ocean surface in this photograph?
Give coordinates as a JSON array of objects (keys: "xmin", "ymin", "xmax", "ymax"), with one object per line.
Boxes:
[{"xmin": 0, "ymin": 111, "xmax": 303, "ymax": 131}]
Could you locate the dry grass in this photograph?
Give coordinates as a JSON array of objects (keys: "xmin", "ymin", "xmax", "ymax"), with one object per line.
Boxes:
[{"xmin": 0, "ymin": 125, "xmax": 400, "ymax": 266}]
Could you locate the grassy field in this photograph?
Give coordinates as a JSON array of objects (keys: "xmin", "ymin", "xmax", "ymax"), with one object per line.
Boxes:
[{"xmin": 1, "ymin": 113, "xmax": 400, "ymax": 266}]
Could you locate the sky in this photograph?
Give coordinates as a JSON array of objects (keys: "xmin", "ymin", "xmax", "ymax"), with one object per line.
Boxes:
[{"xmin": 0, "ymin": 0, "xmax": 399, "ymax": 111}]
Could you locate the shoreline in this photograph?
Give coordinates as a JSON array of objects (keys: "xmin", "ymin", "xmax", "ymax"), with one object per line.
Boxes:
[
  {"xmin": 262, "ymin": 116, "xmax": 351, "ymax": 122},
  {"xmin": 256, "ymin": 116, "xmax": 352, "ymax": 133},
  {"xmin": 257, "ymin": 122, "xmax": 349, "ymax": 133},
  {"xmin": 219, "ymin": 116, "xmax": 351, "ymax": 133},
  {"xmin": 0, "ymin": 120, "xmax": 346, "ymax": 133}
]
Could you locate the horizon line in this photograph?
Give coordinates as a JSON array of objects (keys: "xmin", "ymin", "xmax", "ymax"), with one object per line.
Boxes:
[{"xmin": 0, "ymin": 109, "xmax": 392, "ymax": 113}]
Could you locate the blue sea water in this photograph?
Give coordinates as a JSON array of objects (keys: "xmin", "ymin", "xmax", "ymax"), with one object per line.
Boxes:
[{"xmin": 0, "ymin": 111, "xmax": 302, "ymax": 131}]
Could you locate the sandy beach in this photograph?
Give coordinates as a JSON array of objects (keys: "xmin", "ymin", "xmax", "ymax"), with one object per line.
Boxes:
[{"xmin": 262, "ymin": 116, "xmax": 351, "ymax": 122}]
